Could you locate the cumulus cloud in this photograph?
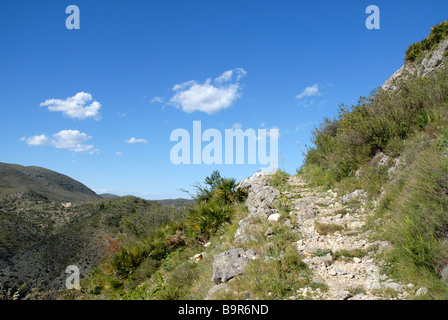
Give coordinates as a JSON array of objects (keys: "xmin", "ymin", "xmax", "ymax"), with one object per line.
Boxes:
[
  {"xmin": 40, "ymin": 92, "xmax": 102, "ymax": 120},
  {"xmin": 23, "ymin": 129, "xmax": 98, "ymax": 154},
  {"xmin": 126, "ymin": 137, "xmax": 147, "ymax": 144},
  {"xmin": 169, "ymin": 68, "xmax": 247, "ymax": 115},
  {"xmin": 296, "ymin": 84, "xmax": 321, "ymax": 99}
]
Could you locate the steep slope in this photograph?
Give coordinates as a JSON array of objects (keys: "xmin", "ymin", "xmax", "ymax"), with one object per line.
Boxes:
[
  {"xmin": 299, "ymin": 21, "xmax": 448, "ymax": 299},
  {"xmin": 0, "ymin": 162, "xmax": 100, "ymax": 203},
  {"xmin": 383, "ymin": 21, "xmax": 448, "ymax": 91}
]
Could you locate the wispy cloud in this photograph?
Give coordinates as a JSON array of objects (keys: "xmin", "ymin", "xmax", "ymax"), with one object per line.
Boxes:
[
  {"xmin": 150, "ymin": 96, "xmax": 163, "ymax": 103},
  {"xmin": 126, "ymin": 137, "xmax": 147, "ymax": 144},
  {"xmin": 296, "ymin": 84, "xmax": 321, "ymax": 99},
  {"xmin": 214, "ymin": 67, "xmax": 247, "ymax": 84},
  {"xmin": 40, "ymin": 92, "xmax": 102, "ymax": 120},
  {"xmin": 22, "ymin": 129, "xmax": 99, "ymax": 154},
  {"xmin": 295, "ymin": 120, "xmax": 318, "ymax": 132},
  {"xmin": 231, "ymin": 122, "xmax": 243, "ymax": 129},
  {"xmin": 296, "ymin": 83, "xmax": 332, "ymax": 108},
  {"xmin": 168, "ymin": 68, "xmax": 247, "ymax": 115}
]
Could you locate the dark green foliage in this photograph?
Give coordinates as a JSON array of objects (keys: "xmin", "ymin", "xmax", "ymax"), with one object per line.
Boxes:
[
  {"xmin": 184, "ymin": 170, "xmax": 247, "ymax": 240},
  {"xmin": 191, "ymin": 170, "xmax": 224, "ymax": 203},
  {"xmin": 185, "ymin": 200, "xmax": 234, "ymax": 240},
  {"xmin": 405, "ymin": 21, "xmax": 448, "ymax": 62}
]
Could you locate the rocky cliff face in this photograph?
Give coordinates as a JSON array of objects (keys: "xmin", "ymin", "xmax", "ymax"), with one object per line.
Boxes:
[{"xmin": 382, "ymin": 38, "xmax": 448, "ymax": 91}]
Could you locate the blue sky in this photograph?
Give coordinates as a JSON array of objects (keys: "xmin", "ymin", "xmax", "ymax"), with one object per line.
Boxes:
[{"xmin": 1, "ymin": 0, "xmax": 448, "ymax": 199}]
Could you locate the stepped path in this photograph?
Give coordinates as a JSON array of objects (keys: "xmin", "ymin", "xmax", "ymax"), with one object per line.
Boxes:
[
  {"xmin": 285, "ymin": 175, "xmax": 406, "ymax": 300},
  {"xmin": 208, "ymin": 172, "xmax": 410, "ymax": 300}
]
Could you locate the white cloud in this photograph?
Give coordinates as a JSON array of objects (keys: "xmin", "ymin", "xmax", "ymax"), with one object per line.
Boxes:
[
  {"xmin": 214, "ymin": 70, "xmax": 234, "ymax": 84},
  {"xmin": 296, "ymin": 84, "xmax": 321, "ymax": 99},
  {"xmin": 214, "ymin": 68, "xmax": 247, "ymax": 84},
  {"xmin": 23, "ymin": 129, "xmax": 98, "ymax": 154},
  {"xmin": 231, "ymin": 122, "xmax": 243, "ymax": 129},
  {"xmin": 115, "ymin": 151, "xmax": 122, "ymax": 156},
  {"xmin": 24, "ymin": 134, "xmax": 50, "ymax": 146},
  {"xmin": 151, "ymin": 96, "xmax": 163, "ymax": 103},
  {"xmin": 40, "ymin": 92, "xmax": 102, "ymax": 120},
  {"xmin": 126, "ymin": 137, "xmax": 147, "ymax": 144},
  {"xmin": 169, "ymin": 68, "xmax": 247, "ymax": 115}
]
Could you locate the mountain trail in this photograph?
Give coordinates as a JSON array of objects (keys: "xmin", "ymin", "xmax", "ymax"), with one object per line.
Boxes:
[{"xmin": 207, "ymin": 172, "xmax": 411, "ymax": 300}]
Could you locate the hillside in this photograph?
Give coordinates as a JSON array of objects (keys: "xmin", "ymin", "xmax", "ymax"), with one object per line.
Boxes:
[
  {"xmin": 0, "ymin": 163, "xmax": 190, "ymax": 299},
  {"xmin": 0, "ymin": 162, "xmax": 100, "ymax": 203},
  {"xmin": 0, "ymin": 194, "xmax": 188, "ymax": 299},
  {"xmin": 299, "ymin": 21, "xmax": 448, "ymax": 298}
]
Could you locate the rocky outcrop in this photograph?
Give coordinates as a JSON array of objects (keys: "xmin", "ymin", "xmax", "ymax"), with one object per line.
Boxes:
[
  {"xmin": 382, "ymin": 38, "xmax": 448, "ymax": 91},
  {"xmin": 206, "ymin": 172, "xmax": 276, "ymax": 298},
  {"xmin": 233, "ymin": 172, "xmax": 280, "ymax": 244},
  {"xmin": 211, "ymin": 248, "xmax": 258, "ymax": 283}
]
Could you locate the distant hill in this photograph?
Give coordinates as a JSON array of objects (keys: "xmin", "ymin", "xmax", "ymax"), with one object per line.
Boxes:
[
  {"xmin": 99, "ymin": 193, "xmax": 121, "ymax": 199},
  {"xmin": 0, "ymin": 162, "xmax": 100, "ymax": 202},
  {"xmin": 155, "ymin": 198, "xmax": 196, "ymax": 208}
]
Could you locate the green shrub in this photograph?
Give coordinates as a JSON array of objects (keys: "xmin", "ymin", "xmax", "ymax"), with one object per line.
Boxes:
[
  {"xmin": 314, "ymin": 221, "xmax": 344, "ymax": 235},
  {"xmin": 185, "ymin": 200, "xmax": 235, "ymax": 240},
  {"xmin": 405, "ymin": 21, "xmax": 448, "ymax": 62},
  {"xmin": 269, "ymin": 169, "xmax": 290, "ymax": 188},
  {"xmin": 302, "ymin": 66, "xmax": 448, "ymax": 189},
  {"xmin": 186, "ymin": 170, "xmax": 247, "ymax": 206}
]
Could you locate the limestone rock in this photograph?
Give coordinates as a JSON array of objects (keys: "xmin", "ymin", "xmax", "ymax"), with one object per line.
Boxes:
[
  {"xmin": 211, "ymin": 248, "xmax": 258, "ymax": 283},
  {"xmin": 205, "ymin": 283, "xmax": 231, "ymax": 300},
  {"xmin": 268, "ymin": 213, "xmax": 281, "ymax": 222}
]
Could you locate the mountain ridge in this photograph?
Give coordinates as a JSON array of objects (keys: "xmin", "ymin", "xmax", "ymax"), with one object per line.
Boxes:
[{"xmin": 0, "ymin": 162, "xmax": 100, "ymax": 203}]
